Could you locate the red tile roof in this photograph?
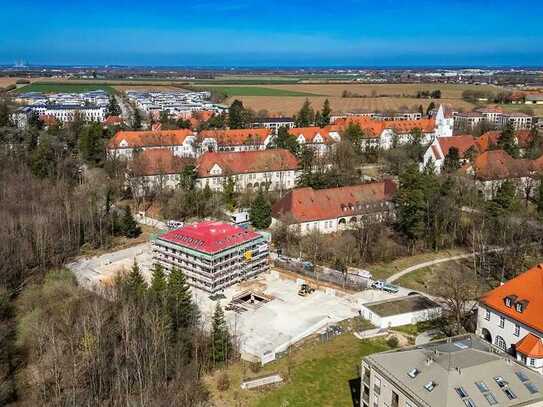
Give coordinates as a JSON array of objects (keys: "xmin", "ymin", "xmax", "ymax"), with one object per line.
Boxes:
[
  {"xmin": 103, "ymin": 115, "xmax": 123, "ymax": 126},
  {"xmin": 385, "ymin": 118, "xmax": 436, "ymax": 134},
  {"xmin": 462, "ymin": 150, "xmax": 535, "ymax": 181},
  {"xmin": 129, "ymin": 148, "xmax": 192, "ymax": 176},
  {"xmin": 516, "ymin": 333, "xmax": 543, "ymax": 358},
  {"xmin": 437, "ymin": 135, "xmax": 478, "ymax": 159},
  {"xmin": 158, "ymin": 220, "xmax": 261, "ymax": 254},
  {"xmin": 272, "ymin": 180, "xmax": 396, "ymax": 223},
  {"xmin": 476, "ymin": 130, "xmax": 533, "ymax": 152},
  {"xmin": 334, "ymin": 117, "xmax": 436, "ymax": 138},
  {"xmin": 196, "ymin": 149, "xmax": 299, "ymax": 177},
  {"xmin": 288, "ymin": 127, "xmax": 336, "ymax": 143},
  {"xmin": 107, "ymin": 129, "xmax": 194, "ymax": 149},
  {"xmin": 198, "ymin": 128, "xmax": 271, "ymax": 146},
  {"xmin": 480, "ymin": 263, "xmax": 543, "ymax": 333}
]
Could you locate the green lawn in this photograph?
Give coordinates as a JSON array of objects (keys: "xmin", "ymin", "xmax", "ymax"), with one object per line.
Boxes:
[
  {"xmin": 206, "ymin": 334, "xmax": 389, "ymax": 407},
  {"xmin": 15, "ymin": 82, "xmax": 116, "ymax": 94},
  {"xmin": 200, "ymin": 85, "xmax": 319, "ymax": 97}
]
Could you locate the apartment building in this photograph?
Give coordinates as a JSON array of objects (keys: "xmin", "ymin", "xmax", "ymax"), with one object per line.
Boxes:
[
  {"xmin": 272, "ymin": 180, "xmax": 396, "ymax": 235},
  {"xmin": 152, "ymin": 221, "xmax": 269, "ymax": 293},
  {"xmin": 194, "ymin": 149, "xmax": 300, "ymax": 192},
  {"xmin": 477, "ymin": 264, "xmax": 543, "ymax": 375},
  {"xmin": 361, "ymin": 334, "xmax": 543, "ymax": 407},
  {"xmin": 18, "ymin": 104, "xmax": 107, "ymax": 123},
  {"xmin": 252, "ymin": 117, "xmax": 295, "ymax": 134},
  {"xmin": 454, "ymin": 112, "xmax": 485, "ymax": 131},
  {"xmin": 198, "ymin": 128, "xmax": 273, "ymax": 153},
  {"xmin": 498, "ymin": 112, "xmax": 533, "ymax": 130},
  {"xmin": 287, "ymin": 126, "xmax": 341, "ymax": 156}
]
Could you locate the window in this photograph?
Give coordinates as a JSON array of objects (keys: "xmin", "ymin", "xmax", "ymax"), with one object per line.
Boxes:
[
  {"xmin": 514, "ymin": 325, "xmax": 520, "ymax": 337},
  {"xmin": 408, "ymin": 368, "xmax": 420, "ymax": 378},
  {"xmin": 530, "ymin": 358, "xmax": 536, "ymax": 367},
  {"xmin": 483, "ymin": 393, "xmax": 498, "ymax": 405},
  {"xmin": 475, "ymin": 382, "xmax": 489, "ymax": 393},
  {"xmin": 499, "ymin": 316, "xmax": 505, "ymax": 328},
  {"xmin": 525, "ymin": 382, "xmax": 539, "ymax": 394},
  {"xmin": 516, "ymin": 302, "xmax": 525, "ymax": 313},
  {"xmin": 495, "ymin": 336, "xmax": 506, "ymax": 351},
  {"xmin": 505, "ymin": 297, "xmax": 513, "ymax": 307},
  {"xmin": 373, "ymin": 377, "xmax": 381, "ymax": 395},
  {"xmin": 424, "ymin": 381, "xmax": 437, "ymax": 392},
  {"xmin": 503, "ymin": 388, "xmax": 517, "ymax": 400},
  {"xmin": 485, "ymin": 309, "xmax": 491, "ymax": 320},
  {"xmin": 516, "ymin": 371, "xmax": 529, "ymax": 382},
  {"xmin": 463, "ymin": 399, "xmax": 476, "ymax": 407},
  {"xmin": 455, "ymin": 387, "xmax": 469, "ymax": 398}
]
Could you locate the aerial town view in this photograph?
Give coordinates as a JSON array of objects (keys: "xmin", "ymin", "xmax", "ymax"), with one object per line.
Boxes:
[{"xmin": 2, "ymin": 1, "xmax": 543, "ymax": 406}]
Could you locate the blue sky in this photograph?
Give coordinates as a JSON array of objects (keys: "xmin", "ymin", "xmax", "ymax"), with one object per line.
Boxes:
[{"xmin": 1, "ymin": 0, "xmax": 542, "ymax": 67}]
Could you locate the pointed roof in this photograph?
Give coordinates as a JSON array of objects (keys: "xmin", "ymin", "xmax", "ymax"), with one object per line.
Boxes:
[
  {"xmin": 516, "ymin": 333, "xmax": 543, "ymax": 358},
  {"xmin": 480, "ymin": 264, "xmax": 543, "ymax": 333},
  {"xmin": 198, "ymin": 128, "xmax": 271, "ymax": 146},
  {"xmin": 107, "ymin": 129, "xmax": 194, "ymax": 149}
]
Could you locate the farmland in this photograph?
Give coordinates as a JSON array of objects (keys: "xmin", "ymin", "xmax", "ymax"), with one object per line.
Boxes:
[
  {"xmin": 15, "ymin": 82, "xmax": 116, "ymax": 94},
  {"xmin": 199, "ymin": 86, "xmax": 319, "ymax": 97}
]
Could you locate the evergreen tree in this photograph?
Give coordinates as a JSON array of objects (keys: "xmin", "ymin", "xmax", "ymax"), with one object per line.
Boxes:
[
  {"xmin": 79, "ymin": 123, "xmax": 104, "ymax": 164},
  {"xmin": 443, "ymin": 147, "xmax": 461, "ymax": 173},
  {"xmin": 271, "ymin": 126, "xmax": 300, "ymax": 156},
  {"xmin": 526, "ymin": 127, "xmax": 542, "ymax": 159},
  {"xmin": 489, "ymin": 180, "xmax": 517, "ymax": 215},
  {"xmin": 106, "ymin": 96, "xmax": 121, "ymax": 116},
  {"xmin": 418, "ymin": 105, "xmax": 424, "ymax": 116},
  {"xmin": 250, "ymin": 189, "xmax": 272, "ymax": 229},
  {"xmin": 179, "ymin": 164, "xmax": 196, "ymax": 190},
  {"xmin": 228, "ymin": 99, "xmax": 246, "ymax": 129},
  {"xmin": 497, "ymin": 122, "xmax": 519, "ymax": 158},
  {"xmin": 125, "ymin": 259, "xmax": 147, "ymax": 299},
  {"xmin": 294, "ymin": 99, "xmax": 315, "ymax": 127},
  {"xmin": 121, "ymin": 206, "xmax": 142, "ymax": 238},
  {"xmin": 343, "ymin": 123, "xmax": 364, "ymax": 153},
  {"xmin": 426, "ymin": 102, "xmax": 436, "ymax": 116},
  {"xmin": 211, "ymin": 302, "xmax": 231, "ymax": 364},
  {"xmin": 536, "ymin": 177, "xmax": 543, "ymax": 217},
  {"xmin": 149, "ymin": 263, "xmax": 167, "ymax": 301},
  {"xmin": 167, "ymin": 267, "xmax": 194, "ymax": 331},
  {"xmin": 28, "ymin": 111, "xmax": 43, "ymax": 130},
  {"xmin": 133, "ymin": 109, "xmax": 142, "ymax": 130},
  {"xmin": 319, "ymin": 99, "xmax": 331, "ymax": 127}
]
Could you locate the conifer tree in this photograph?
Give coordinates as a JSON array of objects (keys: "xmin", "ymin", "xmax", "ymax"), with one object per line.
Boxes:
[
  {"xmin": 443, "ymin": 147, "xmax": 461, "ymax": 173},
  {"xmin": 211, "ymin": 302, "xmax": 231, "ymax": 364},
  {"xmin": 121, "ymin": 206, "xmax": 141, "ymax": 238},
  {"xmin": 149, "ymin": 263, "xmax": 167, "ymax": 302},
  {"xmin": 125, "ymin": 259, "xmax": 147, "ymax": 299},
  {"xmin": 167, "ymin": 267, "xmax": 194, "ymax": 331},
  {"xmin": 319, "ymin": 99, "xmax": 331, "ymax": 127},
  {"xmin": 294, "ymin": 99, "xmax": 315, "ymax": 127},
  {"xmin": 250, "ymin": 189, "xmax": 272, "ymax": 229},
  {"xmin": 497, "ymin": 122, "xmax": 519, "ymax": 158},
  {"xmin": 271, "ymin": 126, "xmax": 300, "ymax": 157}
]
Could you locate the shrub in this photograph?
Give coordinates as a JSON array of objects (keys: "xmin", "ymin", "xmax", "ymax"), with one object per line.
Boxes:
[
  {"xmin": 217, "ymin": 372, "xmax": 230, "ymax": 392},
  {"xmin": 249, "ymin": 361, "xmax": 261, "ymax": 373},
  {"xmin": 387, "ymin": 336, "xmax": 399, "ymax": 348}
]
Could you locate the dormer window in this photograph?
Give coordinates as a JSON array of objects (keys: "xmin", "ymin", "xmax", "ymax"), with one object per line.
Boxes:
[
  {"xmin": 504, "ymin": 295, "xmax": 517, "ymax": 308},
  {"xmin": 516, "ymin": 300, "xmax": 528, "ymax": 313},
  {"xmin": 505, "ymin": 298, "xmax": 512, "ymax": 308}
]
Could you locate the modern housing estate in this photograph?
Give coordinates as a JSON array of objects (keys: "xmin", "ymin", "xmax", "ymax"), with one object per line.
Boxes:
[
  {"xmin": 454, "ymin": 108, "xmax": 534, "ymax": 131},
  {"xmin": 477, "ymin": 264, "xmax": 543, "ymax": 375},
  {"xmin": 272, "ymin": 180, "xmax": 396, "ymax": 235},
  {"xmin": 152, "ymin": 221, "xmax": 269, "ymax": 294},
  {"xmin": 361, "ymin": 335, "xmax": 543, "ymax": 407}
]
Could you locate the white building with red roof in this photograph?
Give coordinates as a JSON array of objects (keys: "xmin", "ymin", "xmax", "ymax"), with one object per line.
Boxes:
[
  {"xmin": 152, "ymin": 221, "xmax": 269, "ymax": 293},
  {"xmin": 195, "ymin": 149, "xmax": 300, "ymax": 192},
  {"xmin": 198, "ymin": 128, "xmax": 274, "ymax": 153},
  {"xmin": 287, "ymin": 126, "xmax": 341, "ymax": 156},
  {"xmin": 477, "ymin": 264, "xmax": 543, "ymax": 374},
  {"xmin": 272, "ymin": 180, "xmax": 396, "ymax": 235},
  {"xmin": 107, "ymin": 129, "xmax": 197, "ymax": 159}
]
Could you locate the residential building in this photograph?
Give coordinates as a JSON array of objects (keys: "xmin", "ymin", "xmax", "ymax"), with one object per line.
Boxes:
[
  {"xmin": 421, "ymin": 135, "xmax": 478, "ymax": 173},
  {"xmin": 17, "ymin": 104, "xmax": 107, "ymax": 123},
  {"xmin": 106, "ymin": 129, "xmax": 197, "ymax": 159},
  {"xmin": 526, "ymin": 95, "xmax": 543, "ymax": 105},
  {"xmin": 151, "ymin": 221, "xmax": 270, "ymax": 293},
  {"xmin": 373, "ymin": 111, "xmax": 423, "ymax": 121},
  {"xmin": 198, "ymin": 128, "xmax": 273, "ymax": 153},
  {"xmin": 361, "ymin": 334, "xmax": 543, "ymax": 407},
  {"xmin": 454, "ymin": 112, "xmax": 485, "ymax": 131},
  {"xmin": 194, "ymin": 149, "xmax": 300, "ymax": 192},
  {"xmin": 125, "ymin": 90, "xmax": 224, "ymax": 116},
  {"xmin": 477, "ymin": 263, "xmax": 543, "ymax": 375},
  {"xmin": 476, "ymin": 107, "xmax": 504, "ymax": 126},
  {"xmin": 287, "ymin": 126, "xmax": 341, "ymax": 156},
  {"xmin": 272, "ymin": 180, "xmax": 396, "ymax": 235},
  {"xmin": 498, "ymin": 112, "xmax": 533, "ymax": 130},
  {"xmin": 460, "ymin": 150, "xmax": 540, "ymax": 200},
  {"xmin": 128, "ymin": 148, "xmax": 192, "ymax": 196},
  {"xmin": 252, "ymin": 117, "xmax": 295, "ymax": 133}
]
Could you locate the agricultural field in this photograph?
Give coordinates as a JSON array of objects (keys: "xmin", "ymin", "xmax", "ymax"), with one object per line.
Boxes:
[
  {"xmin": 226, "ymin": 95, "xmax": 475, "ymax": 116},
  {"xmin": 15, "ymin": 82, "xmax": 116, "ymax": 94},
  {"xmin": 205, "ymin": 334, "xmax": 390, "ymax": 407},
  {"xmin": 201, "ymin": 85, "xmax": 319, "ymax": 97}
]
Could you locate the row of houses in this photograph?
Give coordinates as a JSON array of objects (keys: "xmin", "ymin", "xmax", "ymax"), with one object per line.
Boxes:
[{"xmin": 455, "ymin": 108, "xmax": 534, "ymax": 131}]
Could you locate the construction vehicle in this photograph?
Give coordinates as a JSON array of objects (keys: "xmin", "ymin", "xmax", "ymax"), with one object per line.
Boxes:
[
  {"xmin": 298, "ymin": 283, "xmax": 315, "ymax": 297},
  {"xmin": 370, "ymin": 280, "xmax": 400, "ymax": 294}
]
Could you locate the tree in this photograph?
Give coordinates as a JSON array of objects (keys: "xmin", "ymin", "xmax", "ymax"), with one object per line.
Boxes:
[
  {"xmin": 120, "ymin": 206, "xmax": 142, "ymax": 238},
  {"xmin": 28, "ymin": 111, "xmax": 43, "ymax": 130},
  {"xmin": 537, "ymin": 177, "xmax": 543, "ymax": 217},
  {"xmin": 125, "ymin": 259, "xmax": 147, "ymax": 298},
  {"xmin": 133, "ymin": 108, "xmax": 142, "ymax": 130},
  {"xmin": 426, "ymin": 102, "xmax": 436, "ymax": 116},
  {"xmin": 318, "ymin": 99, "xmax": 332, "ymax": 127},
  {"xmin": 222, "ymin": 176, "xmax": 237, "ymax": 210},
  {"xmin": 79, "ymin": 122, "xmax": 104, "ymax": 164},
  {"xmin": 271, "ymin": 126, "xmax": 300, "ymax": 156},
  {"xmin": 294, "ymin": 99, "xmax": 315, "ymax": 127},
  {"xmin": 179, "ymin": 164, "xmax": 196, "ymax": 190},
  {"xmin": 211, "ymin": 302, "xmax": 231, "ymax": 364},
  {"xmin": 228, "ymin": 99, "xmax": 249, "ymax": 129},
  {"xmin": 250, "ymin": 189, "xmax": 272, "ymax": 229},
  {"xmin": 525, "ymin": 127, "xmax": 542, "ymax": 159},
  {"xmin": 497, "ymin": 122, "xmax": 519, "ymax": 158},
  {"xmin": 443, "ymin": 146, "xmax": 461, "ymax": 173},
  {"xmin": 488, "ymin": 180, "xmax": 518, "ymax": 216},
  {"xmin": 149, "ymin": 263, "xmax": 167, "ymax": 302},
  {"xmin": 107, "ymin": 96, "xmax": 121, "ymax": 116},
  {"xmin": 167, "ymin": 267, "xmax": 195, "ymax": 332},
  {"xmin": 0, "ymin": 100, "xmax": 10, "ymax": 127},
  {"xmin": 343, "ymin": 123, "xmax": 364, "ymax": 153}
]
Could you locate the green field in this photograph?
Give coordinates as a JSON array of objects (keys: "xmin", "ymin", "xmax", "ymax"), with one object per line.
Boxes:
[
  {"xmin": 206, "ymin": 333, "xmax": 390, "ymax": 407},
  {"xmin": 16, "ymin": 82, "xmax": 116, "ymax": 94},
  {"xmin": 200, "ymin": 85, "xmax": 319, "ymax": 97}
]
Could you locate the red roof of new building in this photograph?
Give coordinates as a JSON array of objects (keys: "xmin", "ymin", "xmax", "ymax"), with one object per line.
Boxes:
[
  {"xmin": 272, "ymin": 180, "xmax": 396, "ymax": 223},
  {"xmin": 158, "ymin": 220, "xmax": 261, "ymax": 254},
  {"xmin": 129, "ymin": 148, "xmax": 192, "ymax": 176},
  {"xmin": 196, "ymin": 149, "xmax": 299, "ymax": 177},
  {"xmin": 480, "ymin": 263, "xmax": 543, "ymax": 333},
  {"xmin": 516, "ymin": 333, "xmax": 543, "ymax": 358},
  {"xmin": 107, "ymin": 129, "xmax": 194, "ymax": 149},
  {"xmin": 198, "ymin": 128, "xmax": 271, "ymax": 146}
]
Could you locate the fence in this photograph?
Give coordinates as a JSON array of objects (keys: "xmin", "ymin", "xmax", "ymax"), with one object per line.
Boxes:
[{"xmin": 274, "ymin": 259, "xmax": 370, "ymax": 290}]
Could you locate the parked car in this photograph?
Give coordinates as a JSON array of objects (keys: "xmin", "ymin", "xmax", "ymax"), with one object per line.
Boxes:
[{"xmin": 370, "ymin": 280, "xmax": 399, "ymax": 294}]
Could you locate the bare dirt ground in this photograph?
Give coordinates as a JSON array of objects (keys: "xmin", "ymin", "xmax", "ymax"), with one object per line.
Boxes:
[{"xmin": 227, "ymin": 95, "xmax": 475, "ymax": 116}]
